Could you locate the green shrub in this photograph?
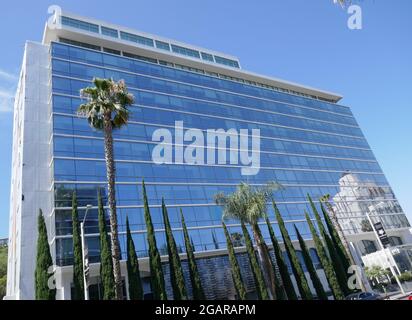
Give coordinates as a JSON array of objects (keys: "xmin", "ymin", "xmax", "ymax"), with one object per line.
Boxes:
[
  {"xmin": 391, "ymin": 272, "xmax": 412, "ymax": 284},
  {"xmin": 0, "ymin": 246, "xmax": 7, "ymax": 299}
]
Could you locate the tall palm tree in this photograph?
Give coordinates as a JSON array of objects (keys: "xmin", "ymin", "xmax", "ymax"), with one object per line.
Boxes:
[
  {"xmin": 79, "ymin": 78, "xmax": 134, "ymax": 299},
  {"xmin": 215, "ymin": 182, "xmax": 282, "ymax": 299}
]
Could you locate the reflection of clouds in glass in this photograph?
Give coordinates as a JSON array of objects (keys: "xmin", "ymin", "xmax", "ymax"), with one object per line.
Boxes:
[{"xmin": 331, "ymin": 172, "xmax": 409, "ymax": 235}]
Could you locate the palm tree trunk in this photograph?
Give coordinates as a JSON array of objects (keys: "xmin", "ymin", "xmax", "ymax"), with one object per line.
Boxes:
[
  {"xmin": 103, "ymin": 113, "xmax": 123, "ymax": 300},
  {"xmin": 252, "ymin": 224, "xmax": 276, "ymax": 299}
]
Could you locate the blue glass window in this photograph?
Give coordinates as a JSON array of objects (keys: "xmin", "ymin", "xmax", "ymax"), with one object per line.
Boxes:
[
  {"xmin": 61, "ymin": 16, "xmax": 99, "ymax": 33},
  {"xmin": 50, "ymin": 41, "xmax": 403, "ymax": 261},
  {"xmin": 101, "ymin": 26, "xmax": 119, "ymax": 38},
  {"xmin": 201, "ymin": 52, "xmax": 214, "ymax": 62},
  {"xmin": 171, "ymin": 44, "xmax": 200, "ymax": 58},
  {"xmin": 59, "ymin": 38, "xmax": 101, "ymax": 51},
  {"xmin": 214, "ymin": 55, "xmax": 240, "ymax": 68},
  {"xmin": 120, "ymin": 31, "xmax": 154, "ymax": 47},
  {"xmin": 155, "ymin": 40, "xmax": 170, "ymax": 51}
]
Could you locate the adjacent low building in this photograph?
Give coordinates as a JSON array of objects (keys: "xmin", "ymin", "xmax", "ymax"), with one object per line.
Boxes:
[
  {"xmin": 6, "ymin": 9, "xmax": 411, "ymax": 299},
  {"xmin": 0, "ymin": 238, "xmax": 7, "ymax": 247}
]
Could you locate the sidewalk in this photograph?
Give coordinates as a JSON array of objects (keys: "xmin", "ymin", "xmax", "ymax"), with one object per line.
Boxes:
[{"xmin": 388, "ymin": 291, "xmax": 412, "ymax": 300}]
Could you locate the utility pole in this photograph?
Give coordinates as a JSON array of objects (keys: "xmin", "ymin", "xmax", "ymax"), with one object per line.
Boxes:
[{"xmin": 80, "ymin": 204, "xmax": 93, "ymax": 300}]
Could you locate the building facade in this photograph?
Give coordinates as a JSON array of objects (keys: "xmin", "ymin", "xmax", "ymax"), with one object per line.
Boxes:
[{"xmin": 6, "ymin": 9, "xmax": 412, "ymax": 299}]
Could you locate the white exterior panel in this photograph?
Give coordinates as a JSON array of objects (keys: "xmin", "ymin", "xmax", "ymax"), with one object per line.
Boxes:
[{"xmin": 5, "ymin": 41, "xmax": 52, "ymax": 300}]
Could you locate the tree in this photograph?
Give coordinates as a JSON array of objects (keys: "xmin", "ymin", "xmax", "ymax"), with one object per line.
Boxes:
[
  {"xmin": 71, "ymin": 192, "xmax": 84, "ymax": 300},
  {"xmin": 320, "ymin": 194, "xmax": 368, "ymax": 292},
  {"xmin": 230, "ymin": 232, "xmax": 244, "ymax": 247},
  {"xmin": 126, "ymin": 216, "xmax": 143, "ymax": 300},
  {"xmin": 320, "ymin": 198, "xmax": 355, "ymax": 270},
  {"xmin": 333, "ymin": 0, "xmax": 350, "ymax": 8},
  {"xmin": 79, "ymin": 78, "xmax": 134, "ymax": 299},
  {"xmin": 180, "ymin": 209, "xmax": 205, "ymax": 300},
  {"xmin": 324, "ymin": 231, "xmax": 351, "ymax": 295},
  {"xmin": 98, "ymin": 190, "xmax": 116, "ymax": 300},
  {"xmin": 142, "ymin": 181, "xmax": 167, "ymax": 300},
  {"xmin": 264, "ymin": 213, "xmax": 297, "ymax": 300},
  {"xmin": 215, "ymin": 182, "xmax": 282, "ymax": 299},
  {"xmin": 308, "ymin": 195, "xmax": 350, "ymax": 295},
  {"xmin": 35, "ymin": 209, "xmax": 55, "ymax": 300},
  {"xmin": 0, "ymin": 246, "xmax": 7, "ymax": 299},
  {"xmin": 162, "ymin": 199, "xmax": 187, "ymax": 300},
  {"xmin": 222, "ymin": 222, "xmax": 247, "ymax": 300},
  {"xmin": 274, "ymin": 201, "xmax": 312, "ymax": 300},
  {"xmin": 294, "ymin": 225, "xmax": 327, "ymax": 300},
  {"xmin": 241, "ymin": 221, "xmax": 269, "ymax": 300},
  {"xmin": 305, "ymin": 211, "xmax": 344, "ymax": 300},
  {"xmin": 253, "ymin": 219, "xmax": 286, "ymax": 300},
  {"xmin": 365, "ymin": 265, "xmax": 390, "ymax": 282},
  {"xmin": 365, "ymin": 265, "xmax": 391, "ymax": 292}
]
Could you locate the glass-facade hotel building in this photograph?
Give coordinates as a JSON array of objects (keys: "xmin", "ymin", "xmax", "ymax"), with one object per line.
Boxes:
[{"xmin": 6, "ymin": 10, "xmax": 412, "ymax": 300}]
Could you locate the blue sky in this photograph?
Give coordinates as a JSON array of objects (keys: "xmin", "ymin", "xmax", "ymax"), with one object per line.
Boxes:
[{"xmin": 0, "ymin": 0, "xmax": 411, "ymax": 238}]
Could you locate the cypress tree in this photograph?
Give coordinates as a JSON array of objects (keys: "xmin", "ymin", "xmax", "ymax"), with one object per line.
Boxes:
[
  {"xmin": 71, "ymin": 192, "xmax": 84, "ymax": 300},
  {"xmin": 264, "ymin": 214, "xmax": 297, "ymax": 300},
  {"xmin": 180, "ymin": 209, "xmax": 205, "ymax": 300},
  {"xmin": 274, "ymin": 201, "xmax": 312, "ymax": 300},
  {"xmin": 294, "ymin": 225, "xmax": 328, "ymax": 300},
  {"xmin": 126, "ymin": 216, "xmax": 143, "ymax": 300},
  {"xmin": 142, "ymin": 181, "xmax": 167, "ymax": 300},
  {"xmin": 35, "ymin": 209, "xmax": 56, "ymax": 300},
  {"xmin": 241, "ymin": 221, "xmax": 269, "ymax": 300},
  {"xmin": 308, "ymin": 195, "xmax": 350, "ymax": 295},
  {"xmin": 222, "ymin": 222, "xmax": 247, "ymax": 300},
  {"xmin": 162, "ymin": 199, "xmax": 187, "ymax": 300},
  {"xmin": 98, "ymin": 189, "xmax": 116, "ymax": 300},
  {"xmin": 305, "ymin": 211, "xmax": 344, "ymax": 300},
  {"xmin": 324, "ymin": 231, "xmax": 351, "ymax": 295},
  {"xmin": 320, "ymin": 202, "xmax": 351, "ymax": 273}
]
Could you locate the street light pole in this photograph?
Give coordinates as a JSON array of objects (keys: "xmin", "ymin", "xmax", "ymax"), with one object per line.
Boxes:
[
  {"xmin": 81, "ymin": 204, "xmax": 93, "ymax": 300},
  {"xmin": 365, "ymin": 212, "xmax": 405, "ymax": 295}
]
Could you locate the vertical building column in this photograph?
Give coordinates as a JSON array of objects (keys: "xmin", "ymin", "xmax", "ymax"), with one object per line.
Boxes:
[{"xmin": 6, "ymin": 41, "xmax": 52, "ymax": 300}]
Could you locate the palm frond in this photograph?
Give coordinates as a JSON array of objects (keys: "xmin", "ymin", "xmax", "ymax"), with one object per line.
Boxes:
[
  {"xmin": 215, "ymin": 181, "xmax": 283, "ymax": 224},
  {"xmin": 77, "ymin": 78, "xmax": 134, "ymax": 130},
  {"xmin": 333, "ymin": 0, "xmax": 350, "ymax": 8}
]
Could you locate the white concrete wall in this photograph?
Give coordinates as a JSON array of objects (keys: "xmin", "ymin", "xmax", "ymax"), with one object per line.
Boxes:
[{"xmin": 5, "ymin": 41, "xmax": 52, "ymax": 300}]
